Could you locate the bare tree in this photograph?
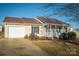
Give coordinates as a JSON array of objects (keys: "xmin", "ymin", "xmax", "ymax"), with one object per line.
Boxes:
[{"xmin": 40, "ymin": 3, "xmax": 79, "ymax": 22}]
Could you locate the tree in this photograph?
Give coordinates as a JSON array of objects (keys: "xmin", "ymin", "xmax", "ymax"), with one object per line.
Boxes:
[{"xmin": 40, "ymin": 3, "xmax": 79, "ymax": 22}]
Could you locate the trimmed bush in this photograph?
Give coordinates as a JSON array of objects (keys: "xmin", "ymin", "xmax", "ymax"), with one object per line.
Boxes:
[
  {"xmin": 29, "ymin": 33, "xmax": 39, "ymax": 40},
  {"xmin": 59, "ymin": 32, "xmax": 76, "ymax": 40},
  {"xmin": 59, "ymin": 32, "xmax": 68, "ymax": 40},
  {"xmin": 68, "ymin": 32, "xmax": 76, "ymax": 40}
]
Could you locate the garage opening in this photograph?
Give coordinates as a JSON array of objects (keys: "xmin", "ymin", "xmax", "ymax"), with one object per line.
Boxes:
[{"xmin": 8, "ymin": 26, "xmax": 25, "ymax": 38}]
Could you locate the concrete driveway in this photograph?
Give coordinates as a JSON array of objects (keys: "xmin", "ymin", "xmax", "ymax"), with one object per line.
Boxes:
[{"xmin": 0, "ymin": 39, "xmax": 48, "ymax": 56}]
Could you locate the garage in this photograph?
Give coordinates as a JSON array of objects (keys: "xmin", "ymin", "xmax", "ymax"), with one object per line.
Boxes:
[
  {"xmin": 4, "ymin": 17, "xmax": 40, "ymax": 38},
  {"xmin": 8, "ymin": 26, "xmax": 25, "ymax": 38}
]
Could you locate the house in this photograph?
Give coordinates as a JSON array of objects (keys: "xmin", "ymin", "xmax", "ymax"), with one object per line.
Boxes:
[
  {"xmin": 73, "ymin": 29, "xmax": 79, "ymax": 38},
  {"xmin": 0, "ymin": 25, "xmax": 2, "ymax": 32},
  {"xmin": 4, "ymin": 16, "xmax": 72, "ymax": 38}
]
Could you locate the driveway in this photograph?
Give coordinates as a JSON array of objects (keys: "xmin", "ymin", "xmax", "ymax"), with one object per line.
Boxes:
[{"xmin": 0, "ymin": 39, "xmax": 48, "ymax": 56}]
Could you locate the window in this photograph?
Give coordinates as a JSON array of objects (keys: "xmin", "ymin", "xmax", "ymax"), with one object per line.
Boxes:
[
  {"xmin": 58, "ymin": 26, "xmax": 62, "ymax": 32},
  {"xmin": 64, "ymin": 26, "xmax": 67, "ymax": 32},
  {"xmin": 32, "ymin": 26, "xmax": 39, "ymax": 34},
  {"xmin": 55, "ymin": 25, "xmax": 62, "ymax": 32},
  {"xmin": 44, "ymin": 25, "xmax": 50, "ymax": 32},
  {"xmin": 51, "ymin": 25, "xmax": 55, "ymax": 29},
  {"xmin": 44, "ymin": 25, "xmax": 50, "ymax": 29}
]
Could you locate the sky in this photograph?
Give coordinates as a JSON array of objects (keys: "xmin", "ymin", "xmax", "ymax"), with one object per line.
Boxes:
[{"xmin": 0, "ymin": 3, "xmax": 79, "ymax": 29}]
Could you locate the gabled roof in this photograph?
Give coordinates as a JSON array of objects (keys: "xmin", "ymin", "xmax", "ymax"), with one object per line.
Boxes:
[
  {"xmin": 4, "ymin": 16, "xmax": 70, "ymax": 26},
  {"xmin": 4, "ymin": 17, "xmax": 41, "ymax": 24},
  {"xmin": 36, "ymin": 16, "xmax": 70, "ymax": 25}
]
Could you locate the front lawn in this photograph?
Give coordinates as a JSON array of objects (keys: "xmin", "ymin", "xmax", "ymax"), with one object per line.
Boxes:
[{"xmin": 32, "ymin": 39, "xmax": 79, "ymax": 56}]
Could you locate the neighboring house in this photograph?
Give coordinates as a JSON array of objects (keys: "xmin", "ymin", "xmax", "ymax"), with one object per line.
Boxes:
[
  {"xmin": 73, "ymin": 29, "xmax": 79, "ymax": 38},
  {"xmin": 4, "ymin": 16, "xmax": 71, "ymax": 38},
  {"xmin": 0, "ymin": 25, "xmax": 2, "ymax": 32}
]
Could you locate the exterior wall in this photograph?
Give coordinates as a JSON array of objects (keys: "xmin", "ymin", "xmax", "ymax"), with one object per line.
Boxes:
[
  {"xmin": 38, "ymin": 25, "xmax": 71, "ymax": 38},
  {"xmin": 38, "ymin": 25, "xmax": 54, "ymax": 38},
  {"xmin": 4, "ymin": 25, "xmax": 25, "ymax": 38},
  {"xmin": 0, "ymin": 26, "xmax": 2, "ymax": 32},
  {"xmin": 4, "ymin": 24, "xmax": 31, "ymax": 38},
  {"xmin": 4, "ymin": 25, "xmax": 8, "ymax": 38},
  {"xmin": 37, "ymin": 26, "xmax": 45, "ymax": 36},
  {"xmin": 4, "ymin": 23, "xmax": 71, "ymax": 38},
  {"xmin": 73, "ymin": 29, "xmax": 79, "ymax": 38},
  {"xmin": 76, "ymin": 31, "xmax": 79, "ymax": 38},
  {"xmin": 25, "ymin": 25, "xmax": 31, "ymax": 36}
]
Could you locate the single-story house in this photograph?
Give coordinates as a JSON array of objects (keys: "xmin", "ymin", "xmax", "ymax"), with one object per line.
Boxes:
[
  {"xmin": 0, "ymin": 25, "xmax": 2, "ymax": 32},
  {"xmin": 73, "ymin": 29, "xmax": 79, "ymax": 38},
  {"xmin": 4, "ymin": 16, "xmax": 72, "ymax": 38}
]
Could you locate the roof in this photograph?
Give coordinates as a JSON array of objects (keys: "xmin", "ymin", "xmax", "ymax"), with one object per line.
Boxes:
[
  {"xmin": 36, "ymin": 16, "xmax": 70, "ymax": 25},
  {"xmin": 4, "ymin": 16, "xmax": 70, "ymax": 26},
  {"xmin": 4, "ymin": 17, "xmax": 41, "ymax": 24}
]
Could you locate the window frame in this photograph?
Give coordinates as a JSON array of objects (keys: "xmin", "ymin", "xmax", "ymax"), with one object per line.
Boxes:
[{"xmin": 32, "ymin": 26, "xmax": 39, "ymax": 34}]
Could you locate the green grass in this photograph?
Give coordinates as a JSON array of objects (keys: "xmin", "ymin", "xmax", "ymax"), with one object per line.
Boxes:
[{"xmin": 32, "ymin": 40, "xmax": 79, "ymax": 56}]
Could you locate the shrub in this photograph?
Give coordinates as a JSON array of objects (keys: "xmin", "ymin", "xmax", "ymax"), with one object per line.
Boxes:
[
  {"xmin": 39, "ymin": 36, "xmax": 52, "ymax": 40},
  {"xmin": 59, "ymin": 32, "xmax": 68, "ymax": 40},
  {"xmin": 68, "ymin": 32, "xmax": 76, "ymax": 40},
  {"xmin": 59, "ymin": 32, "xmax": 76, "ymax": 40},
  {"xmin": 29, "ymin": 33, "xmax": 39, "ymax": 40},
  {"xmin": 24, "ymin": 35, "xmax": 28, "ymax": 39}
]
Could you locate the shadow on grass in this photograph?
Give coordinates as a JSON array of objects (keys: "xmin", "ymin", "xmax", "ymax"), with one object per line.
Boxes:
[
  {"xmin": 65, "ymin": 40, "xmax": 79, "ymax": 46},
  {"xmin": 60, "ymin": 38, "xmax": 79, "ymax": 46}
]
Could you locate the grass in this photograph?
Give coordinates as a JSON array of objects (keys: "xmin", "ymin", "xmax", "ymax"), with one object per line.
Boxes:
[
  {"xmin": 32, "ymin": 39, "xmax": 79, "ymax": 56},
  {"xmin": 0, "ymin": 31, "xmax": 79, "ymax": 56}
]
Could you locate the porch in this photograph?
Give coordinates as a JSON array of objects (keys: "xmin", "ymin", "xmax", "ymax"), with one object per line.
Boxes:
[{"xmin": 42, "ymin": 25, "xmax": 70, "ymax": 38}]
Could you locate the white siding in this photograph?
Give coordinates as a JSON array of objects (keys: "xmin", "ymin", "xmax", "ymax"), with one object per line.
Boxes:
[
  {"xmin": 4, "ymin": 24, "xmax": 71, "ymax": 38},
  {"xmin": 73, "ymin": 29, "xmax": 79, "ymax": 38},
  {"xmin": 38, "ymin": 26, "xmax": 45, "ymax": 36},
  {"xmin": 4, "ymin": 25, "xmax": 31, "ymax": 38},
  {"xmin": 4, "ymin": 25, "xmax": 8, "ymax": 38},
  {"xmin": 25, "ymin": 26, "xmax": 31, "ymax": 36},
  {"xmin": 0, "ymin": 26, "xmax": 2, "ymax": 32}
]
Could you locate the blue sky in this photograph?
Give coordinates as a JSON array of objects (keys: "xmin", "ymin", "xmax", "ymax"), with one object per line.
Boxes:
[{"xmin": 0, "ymin": 3, "xmax": 79, "ymax": 29}]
